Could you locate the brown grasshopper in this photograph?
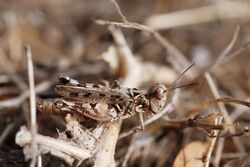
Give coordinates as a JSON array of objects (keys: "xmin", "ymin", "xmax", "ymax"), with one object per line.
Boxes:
[
  {"xmin": 37, "ymin": 63, "xmax": 250, "ymax": 132},
  {"xmin": 37, "ymin": 64, "xmax": 196, "ymax": 130}
]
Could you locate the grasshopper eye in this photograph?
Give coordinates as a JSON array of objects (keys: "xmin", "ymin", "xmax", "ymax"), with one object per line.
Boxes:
[
  {"xmin": 149, "ymin": 83, "xmax": 167, "ymax": 100},
  {"xmin": 157, "ymin": 87, "xmax": 166, "ymax": 98},
  {"xmin": 58, "ymin": 75, "xmax": 71, "ymax": 84}
]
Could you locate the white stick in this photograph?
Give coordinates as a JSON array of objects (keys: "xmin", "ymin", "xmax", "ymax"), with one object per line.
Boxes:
[
  {"xmin": 16, "ymin": 127, "xmax": 92, "ymax": 164},
  {"xmin": 26, "ymin": 45, "xmax": 38, "ymax": 167}
]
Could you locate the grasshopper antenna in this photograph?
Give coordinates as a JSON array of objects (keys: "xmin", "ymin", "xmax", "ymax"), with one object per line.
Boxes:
[
  {"xmin": 169, "ymin": 82, "xmax": 199, "ymax": 91},
  {"xmin": 168, "ymin": 63, "xmax": 195, "ymax": 90}
]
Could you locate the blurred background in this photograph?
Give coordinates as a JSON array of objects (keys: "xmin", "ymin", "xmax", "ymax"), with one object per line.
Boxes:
[{"xmin": 0, "ymin": 0, "xmax": 250, "ymax": 166}]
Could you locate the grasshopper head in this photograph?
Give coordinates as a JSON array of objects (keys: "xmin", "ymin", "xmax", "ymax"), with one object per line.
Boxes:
[
  {"xmin": 148, "ymin": 83, "xmax": 168, "ymax": 114},
  {"xmin": 147, "ymin": 64, "xmax": 196, "ymax": 114}
]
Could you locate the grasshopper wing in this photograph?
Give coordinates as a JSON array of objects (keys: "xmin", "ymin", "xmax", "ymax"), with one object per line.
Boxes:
[{"xmin": 55, "ymin": 84, "xmax": 131, "ymax": 104}]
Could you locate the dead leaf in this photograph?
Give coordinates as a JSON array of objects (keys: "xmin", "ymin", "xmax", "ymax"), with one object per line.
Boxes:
[{"xmin": 173, "ymin": 141, "xmax": 207, "ymax": 167}]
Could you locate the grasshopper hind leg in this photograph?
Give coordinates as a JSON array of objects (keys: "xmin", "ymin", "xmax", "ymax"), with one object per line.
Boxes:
[{"xmin": 135, "ymin": 112, "xmax": 144, "ymax": 131}]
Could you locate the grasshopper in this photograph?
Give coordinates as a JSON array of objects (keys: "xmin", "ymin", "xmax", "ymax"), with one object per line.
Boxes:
[{"xmin": 38, "ymin": 64, "xmax": 196, "ymax": 130}]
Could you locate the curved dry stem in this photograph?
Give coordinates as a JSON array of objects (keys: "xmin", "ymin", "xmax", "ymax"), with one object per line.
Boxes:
[
  {"xmin": 94, "ymin": 121, "xmax": 121, "ymax": 167},
  {"xmin": 16, "ymin": 126, "xmax": 92, "ymax": 165},
  {"xmin": 95, "ymin": 24, "xmax": 178, "ymax": 166},
  {"xmin": 94, "ymin": 25, "xmax": 141, "ymax": 167}
]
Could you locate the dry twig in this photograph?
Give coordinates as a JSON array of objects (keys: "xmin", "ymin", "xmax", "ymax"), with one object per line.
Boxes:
[
  {"xmin": 95, "ymin": 0, "xmax": 195, "ymax": 74},
  {"xmin": 203, "ymin": 116, "xmax": 221, "ymax": 167},
  {"xmin": 0, "ymin": 122, "xmax": 15, "ymax": 146},
  {"xmin": 0, "ymin": 48, "xmax": 27, "ymax": 90},
  {"xmin": 201, "ymin": 26, "xmax": 250, "ymax": 166},
  {"xmin": 214, "ymin": 26, "xmax": 240, "ymax": 68},
  {"xmin": 146, "ymin": 1, "xmax": 250, "ymax": 30},
  {"xmin": 26, "ymin": 45, "xmax": 38, "ymax": 167},
  {"xmin": 0, "ymin": 80, "xmax": 51, "ymax": 110},
  {"xmin": 202, "ymin": 72, "xmax": 246, "ymax": 166}
]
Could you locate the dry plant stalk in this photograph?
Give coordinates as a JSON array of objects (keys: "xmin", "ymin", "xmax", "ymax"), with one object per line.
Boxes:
[
  {"xmin": 146, "ymin": 1, "xmax": 250, "ymax": 30},
  {"xmin": 26, "ymin": 45, "xmax": 38, "ymax": 167}
]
